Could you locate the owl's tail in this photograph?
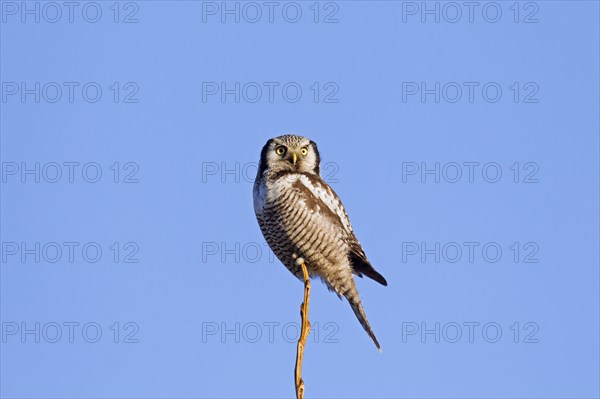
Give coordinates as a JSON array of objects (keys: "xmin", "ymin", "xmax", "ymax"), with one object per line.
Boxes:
[{"xmin": 348, "ymin": 299, "xmax": 382, "ymax": 351}]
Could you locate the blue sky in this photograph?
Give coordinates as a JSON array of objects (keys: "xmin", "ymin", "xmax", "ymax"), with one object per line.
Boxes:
[{"xmin": 1, "ymin": 1, "xmax": 599, "ymax": 398}]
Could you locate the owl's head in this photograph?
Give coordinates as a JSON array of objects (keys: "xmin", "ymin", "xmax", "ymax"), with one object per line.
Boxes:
[{"xmin": 258, "ymin": 134, "xmax": 321, "ymax": 177}]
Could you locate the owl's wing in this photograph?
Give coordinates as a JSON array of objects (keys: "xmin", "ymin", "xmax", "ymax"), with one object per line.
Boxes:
[
  {"xmin": 295, "ymin": 173, "xmax": 354, "ymax": 234},
  {"xmin": 295, "ymin": 174, "xmax": 387, "ymax": 286},
  {"xmin": 346, "ymin": 234, "xmax": 387, "ymax": 286}
]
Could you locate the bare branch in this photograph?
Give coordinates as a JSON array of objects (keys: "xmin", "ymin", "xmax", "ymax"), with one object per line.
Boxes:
[{"xmin": 294, "ymin": 263, "xmax": 311, "ymax": 399}]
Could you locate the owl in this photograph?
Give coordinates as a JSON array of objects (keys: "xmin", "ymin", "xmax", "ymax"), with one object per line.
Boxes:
[{"xmin": 253, "ymin": 134, "xmax": 387, "ymax": 350}]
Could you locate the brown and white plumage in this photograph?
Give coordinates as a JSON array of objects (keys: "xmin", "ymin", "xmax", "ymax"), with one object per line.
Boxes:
[{"xmin": 253, "ymin": 134, "xmax": 387, "ymax": 350}]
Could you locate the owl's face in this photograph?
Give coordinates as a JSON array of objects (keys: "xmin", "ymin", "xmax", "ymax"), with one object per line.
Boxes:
[{"xmin": 258, "ymin": 135, "xmax": 321, "ymax": 176}]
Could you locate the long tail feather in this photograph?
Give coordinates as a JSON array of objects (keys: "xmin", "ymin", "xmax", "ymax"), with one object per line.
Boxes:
[{"xmin": 349, "ymin": 300, "xmax": 381, "ymax": 351}]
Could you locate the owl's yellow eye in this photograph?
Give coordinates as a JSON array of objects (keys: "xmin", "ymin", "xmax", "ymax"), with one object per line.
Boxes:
[
  {"xmin": 300, "ymin": 147, "xmax": 308, "ymax": 156},
  {"xmin": 275, "ymin": 146, "xmax": 287, "ymax": 156}
]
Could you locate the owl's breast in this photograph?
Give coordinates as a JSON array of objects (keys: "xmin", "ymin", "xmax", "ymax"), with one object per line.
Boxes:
[{"xmin": 258, "ymin": 173, "xmax": 351, "ymax": 278}]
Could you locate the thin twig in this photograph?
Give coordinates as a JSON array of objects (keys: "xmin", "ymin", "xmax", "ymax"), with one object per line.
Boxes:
[{"xmin": 294, "ymin": 263, "xmax": 311, "ymax": 399}]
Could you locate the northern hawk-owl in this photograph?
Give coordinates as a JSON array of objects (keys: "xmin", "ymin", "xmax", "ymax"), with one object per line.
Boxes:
[{"xmin": 253, "ymin": 134, "xmax": 387, "ymax": 350}]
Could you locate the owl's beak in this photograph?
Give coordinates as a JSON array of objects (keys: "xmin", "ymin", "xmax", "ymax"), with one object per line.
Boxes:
[{"xmin": 292, "ymin": 152, "xmax": 298, "ymax": 166}]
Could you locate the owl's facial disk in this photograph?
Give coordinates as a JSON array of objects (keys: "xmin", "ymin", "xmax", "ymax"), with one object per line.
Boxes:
[
  {"xmin": 272, "ymin": 142, "xmax": 309, "ymax": 170},
  {"xmin": 261, "ymin": 135, "xmax": 321, "ymax": 176},
  {"xmin": 275, "ymin": 144, "xmax": 305, "ymax": 166}
]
